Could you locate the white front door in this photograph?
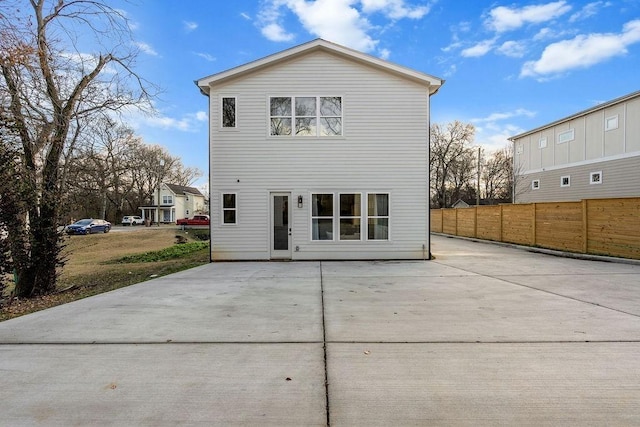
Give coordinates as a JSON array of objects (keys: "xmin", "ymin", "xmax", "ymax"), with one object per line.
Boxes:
[{"xmin": 270, "ymin": 192, "xmax": 291, "ymax": 259}]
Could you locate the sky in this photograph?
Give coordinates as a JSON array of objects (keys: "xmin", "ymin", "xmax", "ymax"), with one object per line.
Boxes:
[{"xmin": 108, "ymin": 0, "xmax": 640, "ymax": 188}]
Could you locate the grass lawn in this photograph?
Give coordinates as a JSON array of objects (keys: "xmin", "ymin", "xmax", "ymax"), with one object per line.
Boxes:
[{"xmin": 0, "ymin": 227, "xmax": 210, "ymax": 322}]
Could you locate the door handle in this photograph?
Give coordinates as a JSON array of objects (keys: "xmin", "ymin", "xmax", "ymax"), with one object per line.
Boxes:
[{"xmin": 288, "ymin": 228, "xmax": 292, "ymax": 236}]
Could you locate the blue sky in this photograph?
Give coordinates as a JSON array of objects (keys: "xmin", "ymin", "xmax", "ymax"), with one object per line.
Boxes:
[{"xmin": 114, "ymin": 0, "xmax": 640, "ymax": 187}]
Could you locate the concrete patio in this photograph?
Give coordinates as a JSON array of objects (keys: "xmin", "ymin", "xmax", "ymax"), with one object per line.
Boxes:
[{"xmin": 1, "ymin": 235, "xmax": 639, "ymax": 425}]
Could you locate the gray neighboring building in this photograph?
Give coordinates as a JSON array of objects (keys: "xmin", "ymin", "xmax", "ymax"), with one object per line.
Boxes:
[{"xmin": 510, "ymin": 90, "xmax": 640, "ymax": 203}]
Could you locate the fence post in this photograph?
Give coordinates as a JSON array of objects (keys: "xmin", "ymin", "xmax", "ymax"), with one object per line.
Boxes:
[
  {"xmin": 532, "ymin": 203, "xmax": 537, "ymax": 247},
  {"xmin": 499, "ymin": 205, "xmax": 503, "ymax": 242},
  {"xmin": 582, "ymin": 199, "xmax": 588, "ymax": 254},
  {"xmin": 474, "ymin": 206, "xmax": 478, "ymax": 238}
]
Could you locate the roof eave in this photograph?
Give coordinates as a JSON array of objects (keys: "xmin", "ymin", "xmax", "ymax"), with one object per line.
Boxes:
[{"xmin": 196, "ymin": 39, "xmax": 443, "ymax": 95}]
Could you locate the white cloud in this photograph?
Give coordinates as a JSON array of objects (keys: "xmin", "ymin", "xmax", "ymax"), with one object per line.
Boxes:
[
  {"xmin": 361, "ymin": 0, "xmax": 431, "ymax": 19},
  {"xmin": 240, "ymin": 12, "xmax": 251, "ymax": 20},
  {"xmin": 284, "ymin": 0, "xmax": 377, "ymax": 52},
  {"xmin": 257, "ymin": 0, "xmax": 431, "ymax": 55},
  {"xmin": 486, "ymin": 1, "xmax": 572, "ymax": 33},
  {"xmin": 496, "ymin": 40, "xmax": 527, "ymax": 58},
  {"xmin": 183, "ymin": 21, "xmax": 198, "ymax": 32},
  {"xmin": 472, "ymin": 108, "xmax": 536, "ymax": 124},
  {"xmin": 193, "ymin": 52, "xmax": 216, "ymax": 62},
  {"xmin": 144, "ymin": 111, "xmax": 207, "ymax": 132},
  {"xmin": 261, "ymin": 22, "xmax": 295, "ymax": 42},
  {"xmin": 461, "ymin": 39, "xmax": 495, "ymax": 57},
  {"xmin": 521, "ymin": 19, "xmax": 640, "ymax": 78},
  {"xmin": 477, "ymin": 123, "xmax": 525, "ymax": 153},
  {"xmin": 569, "ymin": 1, "xmax": 612, "ymax": 23},
  {"xmin": 134, "ymin": 41, "xmax": 158, "ymax": 56},
  {"xmin": 379, "ymin": 47, "xmax": 391, "ymax": 59}
]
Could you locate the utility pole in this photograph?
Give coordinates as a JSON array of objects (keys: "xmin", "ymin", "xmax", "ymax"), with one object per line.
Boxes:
[{"xmin": 476, "ymin": 146, "xmax": 481, "ymax": 206}]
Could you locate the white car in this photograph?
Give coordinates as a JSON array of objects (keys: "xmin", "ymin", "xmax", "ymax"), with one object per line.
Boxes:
[{"xmin": 121, "ymin": 215, "xmax": 144, "ymax": 226}]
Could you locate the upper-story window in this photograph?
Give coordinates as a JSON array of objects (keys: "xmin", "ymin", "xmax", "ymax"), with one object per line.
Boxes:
[
  {"xmin": 557, "ymin": 129, "xmax": 574, "ymax": 144},
  {"xmin": 162, "ymin": 195, "xmax": 173, "ymax": 204},
  {"xmin": 270, "ymin": 96, "xmax": 342, "ymax": 137},
  {"xmin": 222, "ymin": 97, "xmax": 236, "ymax": 128},
  {"xmin": 605, "ymin": 115, "xmax": 618, "ymax": 131},
  {"xmin": 538, "ymin": 137, "xmax": 547, "ymax": 149}
]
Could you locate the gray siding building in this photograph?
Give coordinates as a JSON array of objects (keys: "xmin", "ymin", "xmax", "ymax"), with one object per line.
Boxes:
[{"xmin": 510, "ymin": 90, "xmax": 640, "ymax": 203}]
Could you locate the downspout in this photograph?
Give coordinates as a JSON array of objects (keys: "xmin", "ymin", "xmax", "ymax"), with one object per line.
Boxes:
[{"xmin": 195, "ymin": 79, "xmax": 213, "ymax": 263}]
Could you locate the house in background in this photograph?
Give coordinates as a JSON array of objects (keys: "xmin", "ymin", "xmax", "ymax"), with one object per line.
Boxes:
[
  {"xmin": 196, "ymin": 39, "xmax": 443, "ymax": 260},
  {"xmin": 510, "ymin": 90, "xmax": 640, "ymax": 203},
  {"xmin": 139, "ymin": 183, "xmax": 206, "ymax": 224}
]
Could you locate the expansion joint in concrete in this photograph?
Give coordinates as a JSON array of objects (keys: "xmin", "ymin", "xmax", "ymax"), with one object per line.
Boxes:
[{"xmin": 319, "ymin": 261, "xmax": 330, "ymax": 426}]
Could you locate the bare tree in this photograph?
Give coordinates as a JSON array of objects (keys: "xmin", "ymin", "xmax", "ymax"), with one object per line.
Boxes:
[
  {"xmin": 0, "ymin": 0, "xmax": 154, "ymax": 297},
  {"xmin": 482, "ymin": 146, "xmax": 513, "ymax": 204},
  {"xmin": 429, "ymin": 121, "xmax": 476, "ymax": 208}
]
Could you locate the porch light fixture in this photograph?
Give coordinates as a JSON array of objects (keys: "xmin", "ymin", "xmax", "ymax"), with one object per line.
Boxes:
[{"xmin": 297, "ymin": 195, "xmax": 303, "ymax": 208}]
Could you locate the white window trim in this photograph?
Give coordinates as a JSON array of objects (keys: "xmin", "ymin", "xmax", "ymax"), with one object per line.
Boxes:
[
  {"xmin": 221, "ymin": 96, "xmax": 237, "ymax": 130},
  {"xmin": 557, "ymin": 128, "xmax": 574, "ymax": 144},
  {"xmin": 366, "ymin": 192, "xmax": 390, "ymax": 241},
  {"xmin": 221, "ymin": 192, "xmax": 238, "ymax": 225},
  {"xmin": 532, "ymin": 179, "xmax": 540, "ymax": 190},
  {"xmin": 590, "ymin": 171, "xmax": 603, "ymax": 185},
  {"xmin": 538, "ymin": 137, "xmax": 547, "ymax": 149},
  {"xmin": 268, "ymin": 96, "xmax": 343, "ymax": 138},
  {"xmin": 560, "ymin": 176, "xmax": 570, "ymax": 187},
  {"xmin": 162, "ymin": 195, "xmax": 173, "ymax": 205},
  {"xmin": 605, "ymin": 115, "xmax": 618, "ymax": 131}
]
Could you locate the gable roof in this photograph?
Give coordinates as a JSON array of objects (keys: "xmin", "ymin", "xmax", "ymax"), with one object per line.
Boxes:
[
  {"xmin": 165, "ymin": 183, "xmax": 203, "ymax": 197},
  {"xmin": 509, "ymin": 89, "xmax": 640, "ymax": 141},
  {"xmin": 196, "ymin": 38, "xmax": 443, "ymax": 95}
]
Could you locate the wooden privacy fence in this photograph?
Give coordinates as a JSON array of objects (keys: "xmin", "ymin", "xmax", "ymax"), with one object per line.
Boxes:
[{"xmin": 430, "ymin": 197, "xmax": 640, "ymax": 260}]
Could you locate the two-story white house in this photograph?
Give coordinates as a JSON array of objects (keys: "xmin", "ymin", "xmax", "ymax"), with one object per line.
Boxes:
[
  {"xmin": 139, "ymin": 183, "xmax": 206, "ymax": 224},
  {"xmin": 510, "ymin": 90, "xmax": 640, "ymax": 203},
  {"xmin": 196, "ymin": 39, "xmax": 443, "ymax": 260}
]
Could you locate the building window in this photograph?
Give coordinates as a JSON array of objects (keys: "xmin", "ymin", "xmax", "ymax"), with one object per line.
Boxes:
[
  {"xmin": 222, "ymin": 97, "xmax": 236, "ymax": 128},
  {"xmin": 311, "ymin": 194, "xmax": 334, "ymax": 240},
  {"xmin": 538, "ymin": 137, "xmax": 547, "ymax": 149},
  {"xmin": 557, "ymin": 129, "xmax": 574, "ymax": 144},
  {"xmin": 561, "ymin": 176, "xmax": 570, "ymax": 187},
  {"xmin": 590, "ymin": 171, "xmax": 603, "ymax": 185},
  {"xmin": 222, "ymin": 193, "xmax": 237, "ymax": 224},
  {"xmin": 339, "ymin": 194, "xmax": 361, "ymax": 241},
  {"xmin": 532, "ymin": 180, "xmax": 540, "ymax": 190},
  {"xmin": 367, "ymin": 193, "xmax": 389, "ymax": 240},
  {"xmin": 605, "ymin": 115, "xmax": 618, "ymax": 131},
  {"xmin": 270, "ymin": 96, "xmax": 342, "ymax": 137},
  {"xmin": 162, "ymin": 195, "xmax": 173, "ymax": 204}
]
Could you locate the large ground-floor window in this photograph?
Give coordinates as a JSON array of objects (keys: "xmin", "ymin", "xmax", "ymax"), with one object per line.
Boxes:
[{"xmin": 311, "ymin": 192, "xmax": 389, "ymax": 241}]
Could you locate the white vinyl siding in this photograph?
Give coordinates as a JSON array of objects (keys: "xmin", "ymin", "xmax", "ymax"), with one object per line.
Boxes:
[{"xmin": 208, "ymin": 50, "xmax": 430, "ymax": 260}]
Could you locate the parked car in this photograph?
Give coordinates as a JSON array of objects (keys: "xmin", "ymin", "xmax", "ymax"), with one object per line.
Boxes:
[
  {"xmin": 66, "ymin": 219, "xmax": 111, "ymax": 235},
  {"xmin": 122, "ymin": 215, "xmax": 144, "ymax": 226},
  {"xmin": 176, "ymin": 215, "xmax": 210, "ymax": 226}
]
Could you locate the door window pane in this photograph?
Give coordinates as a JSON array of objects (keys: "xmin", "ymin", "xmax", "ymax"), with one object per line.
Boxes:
[{"xmin": 273, "ymin": 195, "xmax": 288, "ymax": 250}]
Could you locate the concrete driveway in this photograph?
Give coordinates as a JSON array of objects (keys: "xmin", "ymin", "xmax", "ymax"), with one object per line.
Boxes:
[{"xmin": 1, "ymin": 235, "xmax": 639, "ymax": 425}]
